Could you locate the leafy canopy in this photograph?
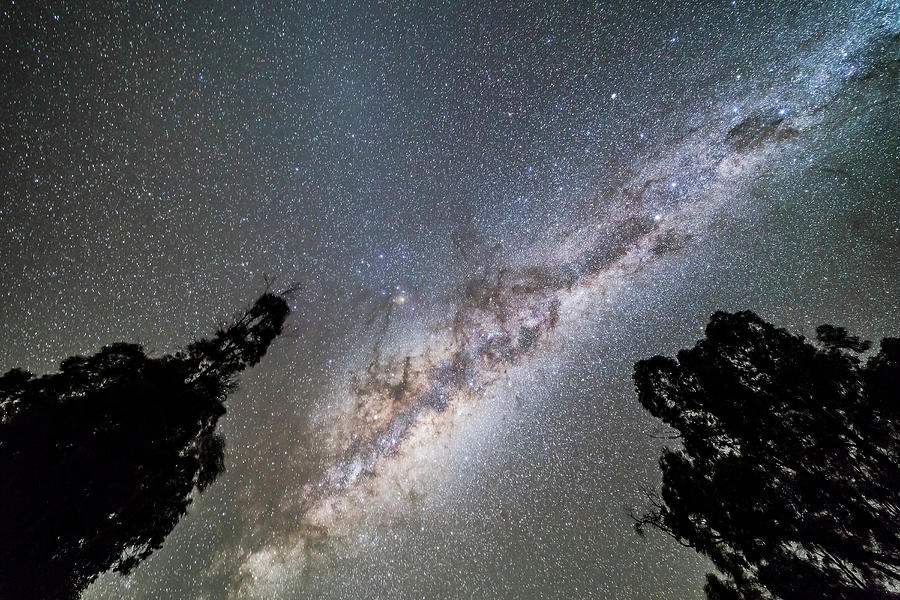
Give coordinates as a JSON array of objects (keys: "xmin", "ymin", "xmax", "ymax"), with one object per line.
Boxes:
[
  {"xmin": 634, "ymin": 311, "xmax": 900, "ymax": 600},
  {"xmin": 0, "ymin": 292, "xmax": 290, "ymax": 600}
]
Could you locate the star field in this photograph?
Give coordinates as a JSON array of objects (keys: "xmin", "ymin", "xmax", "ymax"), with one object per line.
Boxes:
[{"xmin": 2, "ymin": 1, "xmax": 899, "ymax": 599}]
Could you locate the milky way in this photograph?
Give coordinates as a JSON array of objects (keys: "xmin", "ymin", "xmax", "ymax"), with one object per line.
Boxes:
[
  {"xmin": 3, "ymin": 1, "xmax": 899, "ymax": 599},
  {"xmin": 233, "ymin": 16, "xmax": 900, "ymax": 590}
]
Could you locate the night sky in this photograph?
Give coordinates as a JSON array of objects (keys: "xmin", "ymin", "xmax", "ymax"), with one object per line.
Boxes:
[{"xmin": 3, "ymin": 1, "xmax": 900, "ymax": 599}]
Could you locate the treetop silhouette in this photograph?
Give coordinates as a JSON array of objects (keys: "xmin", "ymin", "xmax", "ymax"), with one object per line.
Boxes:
[
  {"xmin": 633, "ymin": 310, "xmax": 899, "ymax": 600},
  {"xmin": 0, "ymin": 292, "xmax": 290, "ymax": 600}
]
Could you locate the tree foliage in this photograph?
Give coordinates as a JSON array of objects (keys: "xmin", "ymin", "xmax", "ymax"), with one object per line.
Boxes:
[
  {"xmin": 633, "ymin": 310, "xmax": 900, "ymax": 599},
  {"xmin": 0, "ymin": 292, "xmax": 290, "ymax": 600}
]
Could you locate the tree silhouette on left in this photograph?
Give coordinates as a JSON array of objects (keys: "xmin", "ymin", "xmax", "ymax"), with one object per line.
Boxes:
[{"xmin": 0, "ymin": 292, "xmax": 290, "ymax": 600}]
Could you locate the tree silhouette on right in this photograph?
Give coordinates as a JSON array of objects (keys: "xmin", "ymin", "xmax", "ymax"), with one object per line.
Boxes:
[{"xmin": 633, "ymin": 311, "xmax": 900, "ymax": 599}]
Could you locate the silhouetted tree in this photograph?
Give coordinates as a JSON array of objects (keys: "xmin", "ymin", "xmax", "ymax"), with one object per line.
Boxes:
[
  {"xmin": 633, "ymin": 311, "xmax": 900, "ymax": 600},
  {"xmin": 0, "ymin": 292, "xmax": 290, "ymax": 600}
]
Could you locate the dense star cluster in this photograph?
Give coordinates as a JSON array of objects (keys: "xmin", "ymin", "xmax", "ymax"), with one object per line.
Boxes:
[{"xmin": 1, "ymin": 1, "xmax": 898, "ymax": 599}]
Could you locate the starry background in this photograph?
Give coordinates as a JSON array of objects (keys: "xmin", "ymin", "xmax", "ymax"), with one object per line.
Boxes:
[{"xmin": 2, "ymin": 1, "xmax": 899, "ymax": 599}]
